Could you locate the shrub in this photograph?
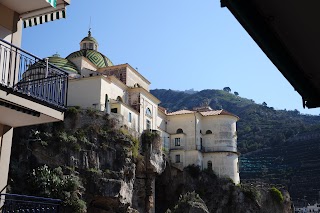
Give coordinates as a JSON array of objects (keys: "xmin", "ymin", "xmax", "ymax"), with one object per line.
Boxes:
[
  {"xmin": 67, "ymin": 107, "xmax": 80, "ymax": 116},
  {"xmin": 203, "ymin": 168, "xmax": 217, "ymax": 179},
  {"xmin": 186, "ymin": 164, "xmax": 201, "ymax": 178},
  {"xmin": 270, "ymin": 186, "xmax": 284, "ymax": 203},
  {"xmin": 86, "ymin": 108, "xmax": 99, "ymax": 117},
  {"xmin": 131, "ymin": 137, "xmax": 140, "ymax": 158},
  {"xmin": 28, "ymin": 165, "xmax": 86, "ymax": 212},
  {"xmin": 170, "ymin": 191, "xmax": 209, "ymax": 213}
]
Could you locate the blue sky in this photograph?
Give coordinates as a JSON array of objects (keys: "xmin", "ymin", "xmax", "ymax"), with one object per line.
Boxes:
[{"xmin": 22, "ymin": 0, "xmax": 320, "ymax": 115}]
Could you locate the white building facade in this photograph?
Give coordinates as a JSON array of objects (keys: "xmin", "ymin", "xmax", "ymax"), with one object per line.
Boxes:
[
  {"xmin": 44, "ymin": 32, "xmax": 240, "ymax": 184},
  {"xmin": 166, "ymin": 108, "xmax": 240, "ymax": 184}
]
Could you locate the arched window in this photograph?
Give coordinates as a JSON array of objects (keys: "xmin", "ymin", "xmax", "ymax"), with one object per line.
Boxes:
[
  {"xmin": 206, "ymin": 130, "xmax": 212, "ymax": 134},
  {"xmin": 146, "ymin": 108, "xmax": 152, "ymax": 116},
  {"xmin": 207, "ymin": 161, "xmax": 212, "ymax": 171},
  {"xmin": 176, "ymin": 128, "xmax": 183, "ymax": 134}
]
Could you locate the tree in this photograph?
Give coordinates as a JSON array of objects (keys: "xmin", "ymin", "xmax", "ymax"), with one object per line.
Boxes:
[
  {"xmin": 262, "ymin": 102, "xmax": 267, "ymax": 107},
  {"xmin": 234, "ymin": 91, "xmax": 239, "ymax": 96},
  {"xmin": 223, "ymin": 87, "xmax": 231, "ymax": 93}
]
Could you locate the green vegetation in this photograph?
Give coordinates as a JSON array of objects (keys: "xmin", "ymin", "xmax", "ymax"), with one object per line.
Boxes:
[
  {"xmin": 186, "ymin": 164, "xmax": 201, "ymax": 178},
  {"xmin": 141, "ymin": 130, "xmax": 160, "ymax": 152},
  {"xmin": 151, "ymin": 89, "xmax": 320, "ymax": 154},
  {"xmin": 238, "ymin": 184, "xmax": 261, "ymax": 202},
  {"xmin": 9, "ymin": 109, "xmax": 138, "ymax": 212},
  {"xmin": 270, "ymin": 187, "xmax": 284, "ymax": 203},
  {"xmin": 166, "ymin": 191, "xmax": 209, "ymax": 213},
  {"xmin": 28, "ymin": 165, "xmax": 86, "ymax": 213},
  {"xmin": 86, "ymin": 107, "xmax": 99, "ymax": 117},
  {"xmin": 66, "ymin": 106, "xmax": 80, "ymax": 116}
]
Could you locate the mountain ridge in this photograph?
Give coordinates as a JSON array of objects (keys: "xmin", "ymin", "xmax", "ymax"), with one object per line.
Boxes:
[{"xmin": 151, "ymin": 88, "xmax": 320, "ymax": 204}]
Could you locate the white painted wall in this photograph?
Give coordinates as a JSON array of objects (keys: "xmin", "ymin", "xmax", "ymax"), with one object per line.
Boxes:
[
  {"xmin": 167, "ymin": 113, "xmax": 197, "ymax": 151},
  {"xmin": 119, "ymin": 103, "xmax": 139, "ymax": 132},
  {"xmin": 68, "ymin": 76, "xmax": 127, "ymax": 111},
  {"xmin": 69, "ymin": 57, "xmax": 97, "ymax": 74},
  {"xmin": 203, "ymin": 152, "xmax": 240, "ymax": 184},
  {"xmin": 126, "ymin": 67, "xmax": 150, "ymax": 91},
  {"xmin": 139, "ymin": 93, "xmax": 158, "ymax": 132},
  {"xmin": 167, "ymin": 113, "xmax": 240, "ymax": 183},
  {"xmin": 100, "ymin": 77, "xmax": 126, "ymax": 111},
  {"xmin": 157, "ymin": 110, "xmax": 167, "ymax": 132},
  {"xmin": 68, "ymin": 77, "xmax": 102, "ymax": 109},
  {"xmin": 202, "ymin": 115, "xmax": 237, "ymax": 152}
]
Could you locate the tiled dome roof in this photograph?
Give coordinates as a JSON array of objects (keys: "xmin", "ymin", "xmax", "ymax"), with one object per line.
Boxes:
[
  {"xmin": 66, "ymin": 49, "xmax": 113, "ymax": 68},
  {"xmin": 48, "ymin": 54, "xmax": 79, "ymax": 74}
]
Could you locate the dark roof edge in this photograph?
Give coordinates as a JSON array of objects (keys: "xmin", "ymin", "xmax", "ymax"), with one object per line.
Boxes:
[{"xmin": 221, "ymin": 0, "xmax": 320, "ymax": 108}]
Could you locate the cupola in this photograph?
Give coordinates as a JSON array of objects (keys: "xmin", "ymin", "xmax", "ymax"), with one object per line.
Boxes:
[{"xmin": 80, "ymin": 30, "xmax": 98, "ymax": 51}]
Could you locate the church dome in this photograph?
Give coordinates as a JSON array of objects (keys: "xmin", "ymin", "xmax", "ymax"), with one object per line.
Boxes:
[
  {"xmin": 81, "ymin": 35, "xmax": 98, "ymax": 44},
  {"xmin": 48, "ymin": 54, "xmax": 79, "ymax": 74},
  {"xmin": 68, "ymin": 30, "xmax": 113, "ymax": 68},
  {"xmin": 66, "ymin": 49, "xmax": 113, "ymax": 68}
]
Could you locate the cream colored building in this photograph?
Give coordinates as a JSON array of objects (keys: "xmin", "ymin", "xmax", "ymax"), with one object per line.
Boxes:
[
  {"xmin": 166, "ymin": 107, "xmax": 240, "ymax": 184},
  {"xmin": 44, "ymin": 32, "xmax": 240, "ymax": 184},
  {"xmin": 0, "ymin": 0, "xmax": 70, "ymax": 199}
]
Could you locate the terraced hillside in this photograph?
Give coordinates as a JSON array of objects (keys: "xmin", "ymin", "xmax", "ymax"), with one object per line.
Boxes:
[
  {"xmin": 151, "ymin": 88, "xmax": 320, "ymax": 204},
  {"xmin": 241, "ymin": 132, "xmax": 320, "ymax": 203}
]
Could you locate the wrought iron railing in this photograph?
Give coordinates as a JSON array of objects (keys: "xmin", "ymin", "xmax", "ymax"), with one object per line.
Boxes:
[
  {"xmin": 196, "ymin": 145, "xmax": 237, "ymax": 153},
  {"xmin": 170, "ymin": 145, "xmax": 184, "ymax": 150},
  {"xmin": 0, "ymin": 193, "xmax": 61, "ymax": 212},
  {"xmin": 0, "ymin": 38, "xmax": 68, "ymax": 109}
]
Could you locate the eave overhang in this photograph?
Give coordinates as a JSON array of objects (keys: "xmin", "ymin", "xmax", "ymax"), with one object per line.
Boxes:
[{"xmin": 221, "ymin": 0, "xmax": 320, "ymax": 108}]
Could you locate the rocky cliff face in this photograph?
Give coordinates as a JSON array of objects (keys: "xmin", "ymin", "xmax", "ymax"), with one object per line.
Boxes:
[
  {"xmin": 157, "ymin": 164, "xmax": 293, "ymax": 213},
  {"xmin": 9, "ymin": 109, "xmax": 165, "ymax": 213},
  {"xmin": 8, "ymin": 108, "xmax": 293, "ymax": 213}
]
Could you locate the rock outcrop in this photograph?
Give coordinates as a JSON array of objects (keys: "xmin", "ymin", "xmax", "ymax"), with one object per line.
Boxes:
[
  {"xmin": 157, "ymin": 164, "xmax": 293, "ymax": 213},
  {"xmin": 9, "ymin": 108, "xmax": 293, "ymax": 213},
  {"xmin": 9, "ymin": 109, "xmax": 165, "ymax": 213}
]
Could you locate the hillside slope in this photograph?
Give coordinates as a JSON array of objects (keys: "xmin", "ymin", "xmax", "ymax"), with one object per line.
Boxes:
[
  {"xmin": 151, "ymin": 88, "xmax": 320, "ymax": 204},
  {"xmin": 151, "ymin": 89, "xmax": 320, "ymax": 153}
]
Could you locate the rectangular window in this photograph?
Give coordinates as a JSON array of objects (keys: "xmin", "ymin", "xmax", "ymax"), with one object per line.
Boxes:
[
  {"xmin": 111, "ymin": 108, "xmax": 117, "ymax": 113},
  {"xmin": 174, "ymin": 138, "xmax": 181, "ymax": 146},
  {"xmin": 146, "ymin": 119, "xmax": 151, "ymax": 130},
  {"xmin": 128, "ymin": 112, "xmax": 132, "ymax": 123},
  {"xmin": 175, "ymin": 154, "xmax": 180, "ymax": 163}
]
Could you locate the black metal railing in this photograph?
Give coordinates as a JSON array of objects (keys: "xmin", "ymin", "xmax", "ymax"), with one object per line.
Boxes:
[
  {"xmin": 0, "ymin": 38, "xmax": 68, "ymax": 109},
  {"xmin": 170, "ymin": 145, "xmax": 184, "ymax": 150},
  {"xmin": 196, "ymin": 145, "xmax": 237, "ymax": 153},
  {"xmin": 0, "ymin": 193, "xmax": 61, "ymax": 212}
]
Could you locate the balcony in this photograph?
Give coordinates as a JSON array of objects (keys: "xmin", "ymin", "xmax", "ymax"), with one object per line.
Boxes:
[
  {"xmin": 170, "ymin": 145, "xmax": 184, "ymax": 150},
  {"xmin": 0, "ymin": 38, "xmax": 68, "ymax": 109},
  {"xmin": 197, "ymin": 145, "xmax": 237, "ymax": 153},
  {"xmin": 0, "ymin": 193, "xmax": 61, "ymax": 212},
  {"xmin": 0, "ymin": 38, "xmax": 68, "ymax": 127}
]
